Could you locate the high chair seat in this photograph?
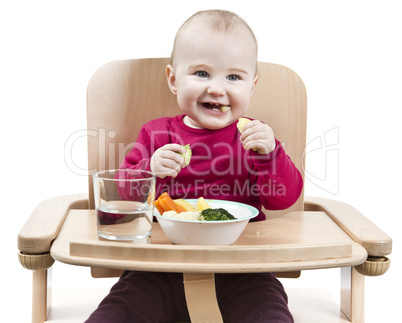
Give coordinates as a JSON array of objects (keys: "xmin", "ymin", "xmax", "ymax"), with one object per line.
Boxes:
[{"xmin": 18, "ymin": 58, "xmax": 392, "ymax": 323}]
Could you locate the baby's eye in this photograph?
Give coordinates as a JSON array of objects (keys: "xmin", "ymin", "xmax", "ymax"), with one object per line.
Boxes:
[
  {"xmin": 227, "ymin": 74, "xmax": 240, "ymax": 81},
  {"xmin": 195, "ymin": 71, "xmax": 209, "ymax": 78}
]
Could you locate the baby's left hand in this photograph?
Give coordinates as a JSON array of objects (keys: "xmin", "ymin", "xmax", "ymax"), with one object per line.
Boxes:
[{"xmin": 240, "ymin": 120, "xmax": 276, "ymax": 154}]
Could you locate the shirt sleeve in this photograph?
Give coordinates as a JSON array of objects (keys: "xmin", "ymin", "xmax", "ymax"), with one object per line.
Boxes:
[
  {"xmin": 248, "ymin": 138, "xmax": 303, "ymax": 210},
  {"xmin": 120, "ymin": 126, "xmax": 153, "ymax": 171}
]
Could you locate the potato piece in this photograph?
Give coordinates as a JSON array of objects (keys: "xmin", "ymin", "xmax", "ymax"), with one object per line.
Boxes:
[
  {"xmin": 237, "ymin": 117, "xmax": 251, "ymax": 134},
  {"xmin": 177, "ymin": 144, "xmax": 192, "ymax": 167},
  {"xmin": 174, "ymin": 199, "xmax": 196, "ymax": 212},
  {"xmin": 237, "ymin": 118, "xmax": 257, "ymax": 151},
  {"xmin": 196, "ymin": 197, "xmax": 211, "ymax": 211}
]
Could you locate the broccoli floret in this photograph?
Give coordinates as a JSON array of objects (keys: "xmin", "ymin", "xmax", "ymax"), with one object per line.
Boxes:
[{"xmin": 200, "ymin": 208, "xmax": 236, "ymax": 221}]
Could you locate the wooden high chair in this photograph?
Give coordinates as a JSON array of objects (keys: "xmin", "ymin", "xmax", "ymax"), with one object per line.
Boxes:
[{"xmin": 18, "ymin": 58, "xmax": 392, "ymax": 323}]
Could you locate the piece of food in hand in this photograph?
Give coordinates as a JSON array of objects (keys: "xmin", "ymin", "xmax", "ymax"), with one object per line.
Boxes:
[
  {"xmin": 237, "ymin": 117, "xmax": 257, "ymax": 151},
  {"xmin": 237, "ymin": 117, "xmax": 251, "ymax": 134},
  {"xmin": 176, "ymin": 144, "xmax": 192, "ymax": 167},
  {"xmin": 174, "ymin": 199, "xmax": 196, "ymax": 212},
  {"xmin": 196, "ymin": 197, "xmax": 211, "ymax": 211},
  {"xmin": 200, "ymin": 208, "xmax": 236, "ymax": 221}
]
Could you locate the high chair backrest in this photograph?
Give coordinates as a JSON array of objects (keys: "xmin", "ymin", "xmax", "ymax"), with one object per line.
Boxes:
[{"xmin": 87, "ymin": 58, "xmax": 307, "ymax": 218}]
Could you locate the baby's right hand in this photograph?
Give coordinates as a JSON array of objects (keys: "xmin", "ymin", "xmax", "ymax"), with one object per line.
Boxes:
[{"xmin": 150, "ymin": 144, "xmax": 186, "ymax": 179}]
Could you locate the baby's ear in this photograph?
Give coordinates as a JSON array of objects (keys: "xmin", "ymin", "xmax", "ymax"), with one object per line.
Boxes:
[
  {"xmin": 250, "ymin": 74, "xmax": 259, "ymax": 97},
  {"xmin": 166, "ymin": 64, "xmax": 177, "ymax": 95}
]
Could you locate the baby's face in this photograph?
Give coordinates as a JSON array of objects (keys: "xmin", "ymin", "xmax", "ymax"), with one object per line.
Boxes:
[{"xmin": 167, "ymin": 21, "xmax": 258, "ymax": 130}]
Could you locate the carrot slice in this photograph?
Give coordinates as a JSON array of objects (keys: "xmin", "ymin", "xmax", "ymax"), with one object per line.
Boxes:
[
  {"xmin": 165, "ymin": 196, "xmax": 180, "ymax": 212},
  {"xmin": 156, "ymin": 192, "xmax": 169, "ymax": 202},
  {"xmin": 176, "ymin": 204, "xmax": 186, "ymax": 213},
  {"xmin": 154, "ymin": 200, "xmax": 165, "ymax": 215},
  {"xmin": 155, "ymin": 192, "xmax": 189, "ymax": 213},
  {"xmin": 155, "ymin": 192, "xmax": 171, "ymax": 214},
  {"xmin": 159, "ymin": 197, "xmax": 179, "ymax": 213},
  {"xmin": 158, "ymin": 198, "xmax": 169, "ymax": 212}
]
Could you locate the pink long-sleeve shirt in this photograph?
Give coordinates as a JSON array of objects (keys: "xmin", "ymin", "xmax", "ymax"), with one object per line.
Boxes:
[{"xmin": 120, "ymin": 115, "xmax": 303, "ymax": 221}]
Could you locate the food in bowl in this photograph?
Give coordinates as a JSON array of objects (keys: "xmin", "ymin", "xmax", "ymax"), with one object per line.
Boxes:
[
  {"xmin": 162, "ymin": 208, "xmax": 236, "ymax": 222},
  {"xmin": 162, "ymin": 210, "xmax": 202, "ymax": 221},
  {"xmin": 200, "ymin": 208, "xmax": 235, "ymax": 221},
  {"xmin": 154, "ymin": 199, "xmax": 259, "ymax": 245},
  {"xmin": 155, "ymin": 192, "xmax": 213, "ymax": 215},
  {"xmin": 196, "ymin": 197, "xmax": 211, "ymax": 211}
]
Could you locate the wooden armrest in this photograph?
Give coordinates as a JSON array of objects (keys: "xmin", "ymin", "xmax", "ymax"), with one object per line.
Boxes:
[
  {"xmin": 18, "ymin": 193, "xmax": 89, "ymax": 255},
  {"xmin": 304, "ymin": 196, "xmax": 392, "ymax": 257}
]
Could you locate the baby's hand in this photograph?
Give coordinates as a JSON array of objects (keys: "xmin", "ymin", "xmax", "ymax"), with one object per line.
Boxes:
[
  {"xmin": 240, "ymin": 120, "xmax": 276, "ymax": 154},
  {"xmin": 150, "ymin": 144, "xmax": 186, "ymax": 178}
]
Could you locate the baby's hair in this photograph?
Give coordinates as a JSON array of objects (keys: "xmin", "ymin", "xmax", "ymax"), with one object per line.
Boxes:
[{"xmin": 170, "ymin": 9, "xmax": 258, "ymax": 66}]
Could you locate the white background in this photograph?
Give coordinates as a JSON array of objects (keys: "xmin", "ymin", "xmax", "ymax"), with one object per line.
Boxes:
[{"xmin": 2, "ymin": 0, "xmax": 401, "ymax": 322}]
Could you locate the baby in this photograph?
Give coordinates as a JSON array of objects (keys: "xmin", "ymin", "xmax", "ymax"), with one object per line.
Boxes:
[{"xmin": 86, "ymin": 10, "xmax": 302, "ymax": 322}]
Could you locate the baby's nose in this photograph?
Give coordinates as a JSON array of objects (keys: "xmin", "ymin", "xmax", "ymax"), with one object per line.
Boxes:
[{"xmin": 207, "ymin": 81, "xmax": 226, "ymax": 96}]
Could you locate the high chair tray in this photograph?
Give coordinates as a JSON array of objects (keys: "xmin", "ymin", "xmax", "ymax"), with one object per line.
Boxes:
[{"xmin": 51, "ymin": 210, "xmax": 368, "ymax": 273}]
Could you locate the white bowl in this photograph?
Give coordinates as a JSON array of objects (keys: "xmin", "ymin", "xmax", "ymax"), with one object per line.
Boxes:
[{"xmin": 154, "ymin": 199, "xmax": 259, "ymax": 245}]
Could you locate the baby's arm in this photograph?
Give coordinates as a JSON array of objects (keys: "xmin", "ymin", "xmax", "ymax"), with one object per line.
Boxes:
[
  {"xmin": 150, "ymin": 144, "xmax": 186, "ymax": 179},
  {"xmin": 238, "ymin": 118, "xmax": 302, "ymax": 209},
  {"xmin": 249, "ymin": 138, "xmax": 303, "ymax": 210},
  {"xmin": 239, "ymin": 120, "xmax": 276, "ymax": 154}
]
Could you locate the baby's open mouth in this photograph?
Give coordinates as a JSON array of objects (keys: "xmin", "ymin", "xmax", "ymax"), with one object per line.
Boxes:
[{"xmin": 201, "ymin": 102, "xmax": 231, "ymax": 112}]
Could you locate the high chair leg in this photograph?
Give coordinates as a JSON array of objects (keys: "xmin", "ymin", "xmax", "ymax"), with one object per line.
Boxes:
[
  {"xmin": 341, "ymin": 266, "xmax": 365, "ymax": 323},
  {"xmin": 32, "ymin": 268, "xmax": 52, "ymax": 323}
]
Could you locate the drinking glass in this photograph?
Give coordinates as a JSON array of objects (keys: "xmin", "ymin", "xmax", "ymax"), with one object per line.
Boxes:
[{"xmin": 93, "ymin": 169, "xmax": 155, "ymax": 241}]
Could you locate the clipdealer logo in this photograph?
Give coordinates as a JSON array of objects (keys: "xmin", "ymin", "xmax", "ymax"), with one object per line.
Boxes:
[
  {"xmin": 303, "ymin": 127, "xmax": 339, "ymax": 195},
  {"xmin": 64, "ymin": 127, "xmax": 340, "ymax": 196}
]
